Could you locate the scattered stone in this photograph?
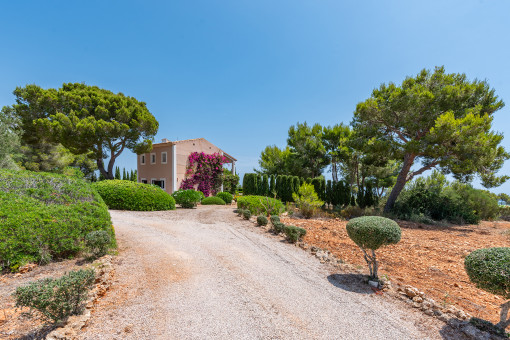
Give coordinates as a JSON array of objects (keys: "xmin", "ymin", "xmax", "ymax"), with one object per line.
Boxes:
[
  {"xmin": 18, "ymin": 263, "xmax": 38, "ymax": 274},
  {"xmin": 368, "ymin": 280, "xmax": 379, "ymax": 288},
  {"xmin": 404, "ymin": 286, "xmax": 419, "ymax": 298},
  {"xmin": 412, "ymin": 296, "xmax": 423, "ymax": 303}
]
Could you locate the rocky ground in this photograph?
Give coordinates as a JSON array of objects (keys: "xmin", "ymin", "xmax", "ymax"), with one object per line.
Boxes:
[{"xmin": 280, "ymin": 215, "xmax": 510, "ymax": 326}]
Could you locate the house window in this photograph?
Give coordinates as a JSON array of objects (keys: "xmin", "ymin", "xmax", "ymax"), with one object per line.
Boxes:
[
  {"xmin": 141, "ymin": 178, "xmax": 147, "ymax": 184},
  {"xmin": 151, "ymin": 178, "xmax": 165, "ymax": 189},
  {"xmin": 161, "ymin": 152, "xmax": 167, "ymax": 164},
  {"xmin": 151, "ymin": 153, "xmax": 156, "ymax": 164},
  {"xmin": 141, "ymin": 155, "xmax": 145, "ymax": 165}
]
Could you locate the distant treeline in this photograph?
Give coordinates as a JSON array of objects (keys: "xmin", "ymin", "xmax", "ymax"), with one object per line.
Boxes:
[
  {"xmin": 92, "ymin": 167, "xmax": 137, "ymax": 182},
  {"xmin": 242, "ymin": 173, "xmax": 377, "ymax": 208}
]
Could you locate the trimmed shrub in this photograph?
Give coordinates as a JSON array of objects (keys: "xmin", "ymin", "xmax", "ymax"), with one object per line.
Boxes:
[
  {"xmin": 346, "ymin": 216, "xmax": 401, "ymax": 278},
  {"xmin": 0, "ymin": 170, "xmax": 114, "ymax": 271},
  {"xmin": 172, "ymin": 189, "xmax": 204, "ymax": 208},
  {"xmin": 292, "ymin": 183, "xmax": 324, "ymax": 218},
  {"xmin": 270, "ymin": 215, "xmax": 281, "ymax": 226},
  {"xmin": 201, "ymin": 196, "xmax": 226, "ymax": 205},
  {"xmin": 284, "ymin": 225, "xmax": 306, "ymax": 243},
  {"xmin": 242, "ymin": 173, "xmax": 258, "ymax": 196},
  {"xmin": 272, "ymin": 221, "xmax": 285, "ymax": 234},
  {"xmin": 465, "ymin": 248, "xmax": 510, "ymax": 299},
  {"xmin": 93, "ymin": 180, "xmax": 175, "ymax": 211},
  {"xmin": 257, "ymin": 215, "xmax": 268, "ymax": 226},
  {"xmin": 237, "ymin": 195, "xmax": 285, "ymax": 216},
  {"xmin": 14, "ymin": 269, "xmax": 95, "ymax": 323},
  {"xmin": 85, "ymin": 230, "xmax": 111, "ymax": 258},
  {"xmin": 465, "ymin": 247, "xmax": 510, "ymax": 330},
  {"xmin": 237, "ymin": 209, "xmax": 245, "ymax": 216},
  {"xmin": 216, "ymin": 192, "xmax": 233, "ymax": 204},
  {"xmin": 243, "ymin": 210, "xmax": 252, "ymax": 220}
]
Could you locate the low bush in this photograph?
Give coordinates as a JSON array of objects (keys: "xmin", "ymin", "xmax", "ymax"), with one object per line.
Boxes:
[
  {"xmin": 85, "ymin": 230, "xmax": 111, "ymax": 258},
  {"xmin": 0, "ymin": 170, "xmax": 115, "ymax": 271},
  {"xmin": 237, "ymin": 195, "xmax": 284, "ymax": 216},
  {"xmin": 392, "ymin": 172, "xmax": 500, "ymax": 225},
  {"xmin": 14, "ymin": 269, "xmax": 95, "ymax": 323},
  {"xmin": 216, "ymin": 192, "xmax": 233, "ymax": 204},
  {"xmin": 339, "ymin": 205, "xmax": 364, "ymax": 219},
  {"xmin": 272, "ymin": 221, "xmax": 285, "ymax": 234},
  {"xmin": 201, "ymin": 196, "xmax": 226, "ymax": 205},
  {"xmin": 172, "ymin": 189, "xmax": 204, "ymax": 208},
  {"xmin": 284, "ymin": 225, "xmax": 306, "ymax": 243},
  {"xmin": 270, "ymin": 215, "xmax": 281, "ymax": 226},
  {"xmin": 237, "ymin": 209, "xmax": 244, "ymax": 216},
  {"xmin": 292, "ymin": 183, "xmax": 324, "ymax": 218},
  {"xmin": 346, "ymin": 216, "xmax": 401, "ymax": 279},
  {"xmin": 93, "ymin": 180, "xmax": 175, "ymax": 211},
  {"xmin": 257, "ymin": 215, "xmax": 268, "ymax": 226},
  {"xmin": 243, "ymin": 210, "xmax": 252, "ymax": 220}
]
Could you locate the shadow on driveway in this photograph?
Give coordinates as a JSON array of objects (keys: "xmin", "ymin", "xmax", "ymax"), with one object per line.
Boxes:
[{"xmin": 327, "ymin": 273, "xmax": 373, "ymax": 294}]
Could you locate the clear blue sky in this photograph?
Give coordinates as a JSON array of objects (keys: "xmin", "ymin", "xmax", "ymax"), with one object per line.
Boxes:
[{"xmin": 1, "ymin": 1, "xmax": 509, "ymax": 193}]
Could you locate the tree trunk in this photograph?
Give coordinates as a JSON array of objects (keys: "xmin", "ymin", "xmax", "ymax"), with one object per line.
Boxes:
[
  {"xmin": 497, "ymin": 301, "xmax": 510, "ymax": 330},
  {"xmin": 96, "ymin": 159, "xmax": 114, "ymax": 180},
  {"xmin": 384, "ymin": 153, "xmax": 415, "ymax": 213},
  {"xmin": 332, "ymin": 162, "xmax": 338, "ymax": 183}
]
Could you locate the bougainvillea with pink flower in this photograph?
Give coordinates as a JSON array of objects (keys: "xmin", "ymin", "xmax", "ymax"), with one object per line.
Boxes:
[{"xmin": 180, "ymin": 152, "xmax": 227, "ymax": 196}]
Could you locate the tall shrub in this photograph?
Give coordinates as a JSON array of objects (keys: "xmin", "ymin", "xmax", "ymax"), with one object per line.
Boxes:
[
  {"xmin": 261, "ymin": 174, "xmax": 269, "ymax": 196},
  {"xmin": 292, "ymin": 183, "xmax": 324, "ymax": 218},
  {"xmin": 269, "ymin": 175, "xmax": 276, "ymax": 196},
  {"xmin": 242, "ymin": 173, "xmax": 258, "ymax": 196}
]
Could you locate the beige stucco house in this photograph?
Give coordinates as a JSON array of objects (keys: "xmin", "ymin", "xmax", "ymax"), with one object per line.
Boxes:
[{"xmin": 137, "ymin": 138, "xmax": 236, "ymax": 194}]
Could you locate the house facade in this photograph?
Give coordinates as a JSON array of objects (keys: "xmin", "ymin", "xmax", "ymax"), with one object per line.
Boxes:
[{"xmin": 137, "ymin": 138, "xmax": 236, "ymax": 194}]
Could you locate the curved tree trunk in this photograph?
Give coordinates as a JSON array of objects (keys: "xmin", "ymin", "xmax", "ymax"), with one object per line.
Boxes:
[{"xmin": 383, "ymin": 153, "xmax": 415, "ymax": 213}]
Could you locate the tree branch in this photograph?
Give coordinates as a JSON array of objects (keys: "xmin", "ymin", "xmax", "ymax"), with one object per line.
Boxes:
[{"xmin": 407, "ymin": 161, "xmax": 439, "ymax": 181}]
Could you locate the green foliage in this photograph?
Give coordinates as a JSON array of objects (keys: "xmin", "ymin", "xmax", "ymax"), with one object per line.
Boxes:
[
  {"xmin": 270, "ymin": 215, "xmax": 281, "ymax": 225},
  {"xmin": 283, "ymin": 225, "xmax": 307, "ymax": 243},
  {"xmin": 114, "ymin": 167, "xmax": 121, "ymax": 180},
  {"xmin": 465, "ymin": 248, "xmax": 510, "ymax": 299},
  {"xmin": 272, "ymin": 221, "xmax": 285, "ymax": 234},
  {"xmin": 346, "ymin": 216, "xmax": 401, "ymax": 251},
  {"xmin": 257, "ymin": 215, "xmax": 268, "ymax": 226},
  {"xmin": 14, "ymin": 83, "xmax": 158, "ymax": 180},
  {"xmin": 14, "ymin": 269, "xmax": 95, "ymax": 323},
  {"xmin": 0, "ymin": 170, "xmax": 114, "ymax": 271},
  {"xmin": 201, "ymin": 196, "xmax": 226, "ymax": 205},
  {"xmin": 172, "ymin": 189, "xmax": 204, "ymax": 208},
  {"xmin": 261, "ymin": 174, "xmax": 269, "ymax": 196},
  {"xmin": 85, "ymin": 230, "xmax": 111, "ymax": 258},
  {"xmin": 353, "ymin": 67, "xmax": 508, "ymax": 212},
  {"xmin": 237, "ymin": 195, "xmax": 285, "ymax": 216},
  {"xmin": 257, "ymin": 145, "xmax": 294, "ymax": 176},
  {"xmin": 292, "ymin": 183, "xmax": 324, "ymax": 218},
  {"xmin": 243, "ymin": 210, "xmax": 252, "ymax": 220},
  {"xmin": 0, "ymin": 106, "xmax": 21, "ymax": 169},
  {"xmin": 346, "ymin": 216, "xmax": 401, "ymax": 278},
  {"xmin": 93, "ymin": 180, "xmax": 175, "ymax": 211},
  {"xmin": 242, "ymin": 173, "xmax": 258, "ymax": 196},
  {"xmin": 216, "ymin": 192, "xmax": 233, "ymax": 204},
  {"xmin": 339, "ymin": 205, "xmax": 364, "ymax": 219},
  {"xmin": 269, "ymin": 175, "xmax": 276, "ymax": 196},
  {"xmin": 393, "ymin": 172, "xmax": 500, "ymax": 224},
  {"xmin": 287, "ymin": 122, "xmax": 329, "ymax": 178},
  {"xmin": 222, "ymin": 169, "xmax": 239, "ymax": 194}
]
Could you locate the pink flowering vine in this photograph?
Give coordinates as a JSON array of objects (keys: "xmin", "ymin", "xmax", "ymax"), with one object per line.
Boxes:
[{"xmin": 180, "ymin": 152, "xmax": 227, "ymax": 196}]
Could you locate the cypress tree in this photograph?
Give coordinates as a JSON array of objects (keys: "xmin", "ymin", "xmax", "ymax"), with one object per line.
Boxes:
[
  {"xmin": 292, "ymin": 176, "xmax": 300, "ymax": 197},
  {"xmin": 350, "ymin": 195, "xmax": 356, "ymax": 206},
  {"xmin": 133, "ymin": 170, "xmax": 138, "ymax": 182},
  {"xmin": 114, "ymin": 167, "xmax": 121, "ymax": 179},
  {"xmin": 275, "ymin": 175, "xmax": 281, "ymax": 199},
  {"xmin": 269, "ymin": 175, "xmax": 276, "ymax": 196},
  {"xmin": 90, "ymin": 172, "xmax": 97, "ymax": 182},
  {"xmin": 326, "ymin": 180, "xmax": 332, "ymax": 206},
  {"xmin": 262, "ymin": 174, "xmax": 269, "ymax": 196},
  {"xmin": 122, "ymin": 168, "xmax": 127, "ymax": 180}
]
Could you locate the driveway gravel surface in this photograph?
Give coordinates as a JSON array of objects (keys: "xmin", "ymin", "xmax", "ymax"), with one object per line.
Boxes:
[{"xmin": 78, "ymin": 206, "xmax": 448, "ymax": 339}]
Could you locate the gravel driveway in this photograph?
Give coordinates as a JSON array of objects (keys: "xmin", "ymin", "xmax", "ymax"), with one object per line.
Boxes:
[{"xmin": 78, "ymin": 206, "xmax": 446, "ymax": 340}]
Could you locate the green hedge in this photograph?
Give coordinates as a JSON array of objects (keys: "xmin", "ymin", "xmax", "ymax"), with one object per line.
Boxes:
[
  {"xmin": 0, "ymin": 170, "xmax": 114, "ymax": 271},
  {"xmin": 216, "ymin": 192, "xmax": 233, "ymax": 204},
  {"xmin": 92, "ymin": 180, "xmax": 175, "ymax": 211},
  {"xmin": 172, "ymin": 189, "xmax": 204, "ymax": 208},
  {"xmin": 237, "ymin": 195, "xmax": 284, "ymax": 215},
  {"xmin": 201, "ymin": 196, "xmax": 226, "ymax": 205}
]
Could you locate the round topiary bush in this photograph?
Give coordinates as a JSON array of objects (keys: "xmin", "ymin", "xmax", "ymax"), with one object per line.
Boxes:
[
  {"xmin": 257, "ymin": 215, "xmax": 268, "ymax": 226},
  {"xmin": 172, "ymin": 189, "xmax": 204, "ymax": 208},
  {"xmin": 243, "ymin": 210, "xmax": 252, "ymax": 220},
  {"xmin": 270, "ymin": 215, "xmax": 280, "ymax": 226},
  {"xmin": 465, "ymin": 247, "xmax": 510, "ymax": 330},
  {"xmin": 283, "ymin": 225, "xmax": 306, "ymax": 243},
  {"xmin": 0, "ymin": 170, "xmax": 115, "ymax": 271},
  {"xmin": 93, "ymin": 180, "xmax": 175, "ymax": 211},
  {"xmin": 201, "ymin": 196, "xmax": 226, "ymax": 205},
  {"xmin": 216, "ymin": 192, "xmax": 233, "ymax": 204},
  {"xmin": 346, "ymin": 216, "xmax": 401, "ymax": 278}
]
